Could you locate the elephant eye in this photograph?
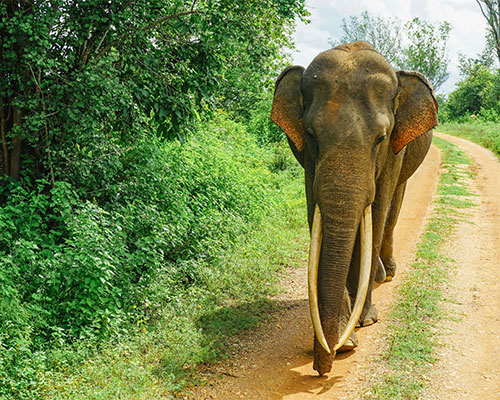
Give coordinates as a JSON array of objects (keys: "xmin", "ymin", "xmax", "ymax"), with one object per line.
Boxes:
[{"xmin": 375, "ymin": 134, "xmax": 387, "ymax": 145}]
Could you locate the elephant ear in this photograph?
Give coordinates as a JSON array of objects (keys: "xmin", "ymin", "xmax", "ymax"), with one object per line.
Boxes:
[
  {"xmin": 391, "ymin": 71, "xmax": 438, "ymax": 153},
  {"xmin": 271, "ymin": 66, "xmax": 306, "ymax": 153}
]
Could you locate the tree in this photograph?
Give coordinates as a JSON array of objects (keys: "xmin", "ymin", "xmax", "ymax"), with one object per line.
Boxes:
[
  {"xmin": 329, "ymin": 11, "xmax": 402, "ymax": 64},
  {"xmin": 0, "ymin": 0, "xmax": 309, "ymax": 183},
  {"xmin": 0, "ymin": 2, "xmax": 310, "ymax": 396},
  {"xmin": 476, "ymin": 0, "xmax": 500, "ymax": 63},
  {"xmin": 445, "ymin": 65, "xmax": 493, "ymax": 119},
  {"xmin": 458, "ymin": 32, "xmax": 496, "ymax": 75},
  {"xmin": 400, "ymin": 18, "xmax": 452, "ymax": 91}
]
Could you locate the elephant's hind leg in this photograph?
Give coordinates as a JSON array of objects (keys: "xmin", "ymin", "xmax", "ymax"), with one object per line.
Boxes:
[{"xmin": 379, "ymin": 182, "xmax": 407, "ymax": 280}]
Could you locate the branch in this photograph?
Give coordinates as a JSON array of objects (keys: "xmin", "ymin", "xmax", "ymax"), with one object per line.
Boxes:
[
  {"xmin": 78, "ymin": 24, "xmax": 93, "ymax": 67},
  {"xmin": 93, "ymin": 9, "xmax": 203, "ymax": 63},
  {"xmin": 28, "ymin": 63, "xmax": 55, "ymax": 186},
  {"xmin": 476, "ymin": 0, "xmax": 500, "ymax": 61},
  {"xmin": 77, "ymin": 0, "xmax": 138, "ymax": 68},
  {"xmin": 0, "ymin": 99, "xmax": 10, "ymax": 176},
  {"xmin": 190, "ymin": 0, "xmax": 198, "ymax": 13},
  {"xmin": 93, "ymin": 27, "xmax": 111, "ymax": 57}
]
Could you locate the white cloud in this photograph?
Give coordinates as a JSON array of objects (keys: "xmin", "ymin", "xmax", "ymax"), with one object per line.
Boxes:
[
  {"xmin": 409, "ymin": 0, "xmax": 433, "ymax": 19},
  {"xmin": 291, "ymin": 0, "xmax": 488, "ymax": 93}
]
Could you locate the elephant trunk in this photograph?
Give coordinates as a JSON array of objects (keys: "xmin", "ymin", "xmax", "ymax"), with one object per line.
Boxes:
[{"xmin": 310, "ymin": 170, "xmax": 372, "ymax": 376}]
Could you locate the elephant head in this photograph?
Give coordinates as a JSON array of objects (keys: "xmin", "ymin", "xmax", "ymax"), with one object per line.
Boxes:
[{"xmin": 271, "ymin": 41, "xmax": 437, "ymax": 375}]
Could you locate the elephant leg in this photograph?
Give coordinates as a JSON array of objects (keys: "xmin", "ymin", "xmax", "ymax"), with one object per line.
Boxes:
[
  {"xmin": 346, "ymin": 232, "xmax": 378, "ymax": 328},
  {"xmin": 359, "ymin": 295, "xmax": 378, "ymax": 326},
  {"xmin": 379, "ymin": 182, "xmax": 407, "ymax": 280},
  {"xmin": 358, "ymin": 253, "xmax": 380, "ymax": 327},
  {"xmin": 374, "ymin": 256, "xmax": 386, "ymax": 283},
  {"xmin": 337, "ymin": 286, "xmax": 358, "ymax": 352},
  {"xmin": 354, "ymin": 176, "xmax": 396, "ymax": 327}
]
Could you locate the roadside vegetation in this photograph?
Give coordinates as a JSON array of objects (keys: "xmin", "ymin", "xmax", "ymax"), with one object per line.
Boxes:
[
  {"xmin": 438, "ymin": 119, "xmax": 500, "ymax": 157},
  {"xmin": 438, "ymin": 71, "xmax": 500, "ymax": 157},
  {"xmin": 0, "ymin": 2, "xmax": 310, "ymax": 398},
  {"xmin": 437, "ymin": 22, "xmax": 500, "ymax": 156},
  {"xmin": 365, "ymin": 137, "xmax": 476, "ymax": 399},
  {"xmin": 32, "ymin": 114, "xmax": 308, "ymax": 399}
]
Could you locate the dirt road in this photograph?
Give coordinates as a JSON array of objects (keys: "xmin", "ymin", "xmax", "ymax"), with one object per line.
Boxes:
[
  {"xmin": 421, "ymin": 133, "xmax": 500, "ymax": 400},
  {"xmin": 186, "ymin": 133, "xmax": 500, "ymax": 399}
]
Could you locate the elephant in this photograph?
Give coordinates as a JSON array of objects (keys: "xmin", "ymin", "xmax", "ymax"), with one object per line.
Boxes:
[{"xmin": 270, "ymin": 41, "xmax": 437, "ymax": 376}]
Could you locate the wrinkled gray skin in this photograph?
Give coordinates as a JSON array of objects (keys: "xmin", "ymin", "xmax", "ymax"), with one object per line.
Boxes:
[{"xmin": 271, "ymin": 41, "xmax": 438, "ymax": 376}]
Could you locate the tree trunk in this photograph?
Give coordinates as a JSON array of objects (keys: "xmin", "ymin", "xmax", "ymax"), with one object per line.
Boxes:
[
  {"xmin": 9, "ymin": 107, "xmax": 22, "ymax": 181},
  {"xmin": 0, "ymin": 104, "xmax": 9, "ymax": 177}
]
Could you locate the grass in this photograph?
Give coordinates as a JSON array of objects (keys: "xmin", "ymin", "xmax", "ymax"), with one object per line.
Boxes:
[
  {"xmin": 437, "ymin": 120, "xmax": 500, "ymax": 157},
  {"xmin": 365, "ymin": 137, "xmax": 477, "ymax": 399}
]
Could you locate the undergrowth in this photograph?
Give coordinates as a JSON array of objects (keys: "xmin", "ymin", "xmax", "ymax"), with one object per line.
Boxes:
[
  {"xmin": 0, "ymin": 113, "xmax": 307, "ymax": 399},
  {"xmin": 366, "ymin": 137, "xmax": 476, "ymax": 399}
]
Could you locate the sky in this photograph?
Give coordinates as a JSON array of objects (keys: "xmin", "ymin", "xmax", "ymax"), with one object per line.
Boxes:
[{"xmin": 291, "ymin": 0, "xmax": 489, "ymax": 94}]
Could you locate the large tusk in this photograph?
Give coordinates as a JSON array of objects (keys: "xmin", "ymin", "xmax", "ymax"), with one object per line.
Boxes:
[
  {"xmin": 308, "ymin": 204, "xmax": 331, "ymax": 354},
  {"xmin": 334, "ymin": 205, "xmax": 373, "ymax": 351}
]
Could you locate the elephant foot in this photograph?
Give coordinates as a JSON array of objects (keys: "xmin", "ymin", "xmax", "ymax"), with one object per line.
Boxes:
[
  {"xmin": 375, "ymin": 257, "xmax": 387, "ymax": 283},
  {"xmin": 337, "ymin": 330, "xmax": 358, "ymax": 353},
  {"xmin": 359, "ymin": 305, "xmax": 378, "ymax": 327},
  {"xmin": 380, "ymin": 255, "xmax": 397, "ymax": 280}
]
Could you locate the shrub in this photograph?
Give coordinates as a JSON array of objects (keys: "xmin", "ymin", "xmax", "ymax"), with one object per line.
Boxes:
[
  {"xmin": 478, "ymin": 107, "xmax": 500, "ymax": 122},
  {"xmin": 0, "ymin": 112, "xmax": 304, "ymax": 398},
  {"xmin": 445, "ymin": 65, "xmax": 493, "ymax": 120}
]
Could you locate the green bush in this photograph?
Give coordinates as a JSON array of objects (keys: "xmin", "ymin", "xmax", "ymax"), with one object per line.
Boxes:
[
  {"xmin": 440, "ymin": 60, "xmax": 500, "ymax": 124},
  {"xmin": 0, "ymin": 112, "xmax": 306, "ymax": 398},
  {"xmin": 0, "ymin": 113, "xmax": 277, "ymax": 339},
  {"xmin": 444, "ymin": 65, "xmax": 493, "ymax": 120},
  {"xmin": 478, "ymin": 107, "xmax": 500, "ymax": 122}
]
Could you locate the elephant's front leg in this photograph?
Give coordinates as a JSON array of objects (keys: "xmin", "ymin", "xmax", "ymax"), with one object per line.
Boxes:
[
  {"xmin": 345, "ymin": 229, "xmax": 378, "ymax": 327},
  {"xmin": 337, "ymin": 286, "xmax": 359, "ymax": 352},
  {"xmin": 378, "ymin": 182, "xmax": 407, "ymax": 281},
  {"xmin": 347, "ymin": 179, "xmax": 397, "ymax": 327}
]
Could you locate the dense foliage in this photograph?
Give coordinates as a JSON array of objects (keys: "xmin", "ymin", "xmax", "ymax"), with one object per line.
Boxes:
[
  {"xmin": 438, "ymin": 18, "xmax": 500, "ymax": 163},
  {"xmin": 439, "ymin": 49, "xmax": 500, "ymax": 124},
  {"xmin": 1, "ymin": 110, "xmax": 308, "ymax": 398},
  {"xmin": 0, "ymin": 0, "xmax": 308, "ymax": 181},
  {"xmin": 1, "ymin": 1, "xmax": 310, "ymax": 398}
]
